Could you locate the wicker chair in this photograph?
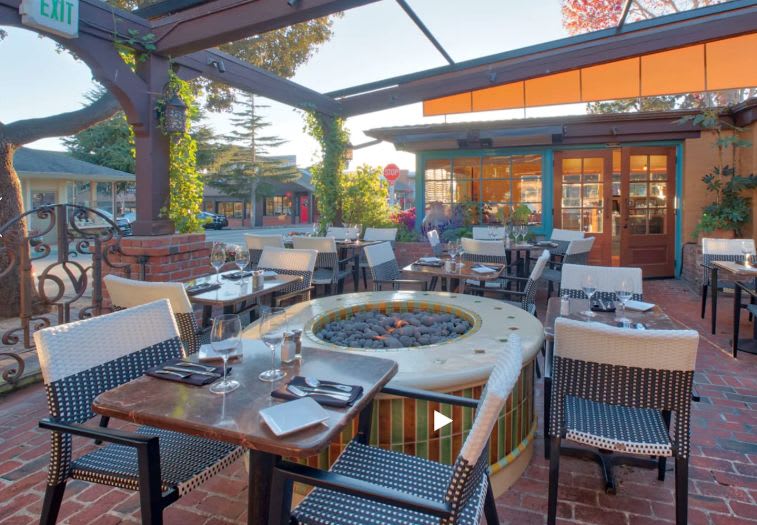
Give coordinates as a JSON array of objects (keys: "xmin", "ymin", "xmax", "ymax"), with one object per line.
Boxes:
[
  {"xmin": 427, "ymin": 229, "xmax": 443, "ymax": 256},
  {"xmin": 542, "ymin": 237, "xmax": 595, "ymax": 297},
  {"xmin": 104, "ymin": 274, "xmax": 204, "ymax": 354},
  {"xmin": 269, "ymin": 335, "xmax": 524, "ymax": 525},
  {"xmin": 461, "ymin": 237, "xmax": 510, "ymax": 290},
  {"xmin": 472, "ymin": 226, "xmax": 506, "ymax": 240},
  {"xmin": 468, "ymin": 250, "xmax": 550, "ymax": 316},
  {"xmin": 364, "ymin": 242, "xmax": 427, "ymax": 291},
  {"xmin": 292, "ymin": 237, "xmax": 351, "ymax": 295},
  {"xmin": 35, "ymin": 300, "xmax": 242, "ymax": 525},
  {"xmin": 547, "ymin": 318, "xmax": 698, "ymax": 525},
  {"xmin": 549, "ymin": 228, "xmax": 585, "ymax": 256},
  {"xmin": 258, "ymin": 247, "xmax": 317, "ymax": 307},
  {"xmin": 701, "ymin": 238, "xmax": 756, "ymax": 334},
  {"xmin": 559, "ymin": 264, "xmax": 643, "ymax": 301},
  {"xmin": 244, "ymin": 234, "xmax": 284, "ymax": 268},
  {"xmin": 359, "ymin": 227, "xmax": 398, "ymax": 288}
]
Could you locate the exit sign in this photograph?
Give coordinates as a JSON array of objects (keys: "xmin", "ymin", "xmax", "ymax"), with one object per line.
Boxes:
[{"xmin": 20, "ymin": 0, "xmax": 79, "ymax": 39}]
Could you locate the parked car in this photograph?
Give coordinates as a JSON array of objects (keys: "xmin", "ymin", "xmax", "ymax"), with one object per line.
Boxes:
[
  {"xmin": 198, "ymin": 211, "xmax": 229, "ymax": 230},
  {"xmin": 92, "ymin": 209, "xmax": 133, "ymax": 236}
]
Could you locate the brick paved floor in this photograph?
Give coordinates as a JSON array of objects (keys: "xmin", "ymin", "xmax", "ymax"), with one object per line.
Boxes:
[{"xmin": 0, "ymin": 280, "xmax": 755, "ymax": 524}]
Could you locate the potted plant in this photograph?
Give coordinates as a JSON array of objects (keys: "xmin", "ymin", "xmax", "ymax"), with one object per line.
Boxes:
[{"xmin": 678, "ymin": 109, "xmax": 757, "ymax": 240}]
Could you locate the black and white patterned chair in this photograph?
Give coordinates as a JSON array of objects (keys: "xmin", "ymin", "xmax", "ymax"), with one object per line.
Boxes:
[
  {"xmin": 292, "ymin": 236, "xmax": 352, "ymax": 295},
  {"xmin": 104, "ymin": 274, "xmax": 205, "ymax": 354},
  {"xmin": 364, "ymin": 241, "xmax": 428, "ymax": 291},
  {"xmin": 427, "ymin": 229, "xmax": 443, "ymax": 257},
  {"xmin": 461, "ymin": 237, "xmax": 511, "ymax": 290},
  {"xmin": 549, "ymin": 228, "xmax": 585, "ymax": 257},
  {"xmin": 34, "ymin": 300, "xmax": 243, "ymax": 525},
  {"xmin": 700, "ymin": 238, "xmax": 756, "ymax": 334},
  {"xmin": 268, "ymin": 336, "xmax": 524, "ymax": 525},
  {"xmin": 542, "ymin": 236, "xmax": 595, "ymax": 297},
  {"xmin": 258, "ymin": 246, "xmax": 317, "ymax": 307},
  {"xmin": 469, "ymin": 250, "xmax": 550, "ymax": 316},
  {"xmin": 559, "ymin": 264, "xmax": 644, "ymax": 302},
  {"xmin": 244, "ymin": 233, "xmax": 284, "ymax": 268},
  {"xmin": 547, "ymin": 318, "xmax": 698, "ymax": 525},
  {"xmin": 359, "ymin": 227, "xmax": 398, "ymax": 288}
]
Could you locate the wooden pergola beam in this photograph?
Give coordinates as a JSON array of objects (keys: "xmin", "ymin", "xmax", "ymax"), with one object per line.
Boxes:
[
  {"xmin": 177, "ymin": 50, "xmax": 344, "ymax": 115},
  {"xmin": 152, "ymin": 0, "xmax": 380, "ymax": 57},
  {"xmin": 335, "ymin": 0, "xmax": 757, "ymax": 116}
]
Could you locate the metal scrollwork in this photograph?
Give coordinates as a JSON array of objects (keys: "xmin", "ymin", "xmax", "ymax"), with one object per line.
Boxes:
[{"xmin": 0, "ymin": 204, "xmax": 132, "ymax": 388}]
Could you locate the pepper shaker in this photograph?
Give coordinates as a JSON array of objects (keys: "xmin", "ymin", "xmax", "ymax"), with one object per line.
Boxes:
[
  {"xmin": 560, "ymin": 293, "xmax": 570, "ymax": 316},
  {"xmin": 292, "ymin": 329, "xmax": 303, "ymax": 361}
]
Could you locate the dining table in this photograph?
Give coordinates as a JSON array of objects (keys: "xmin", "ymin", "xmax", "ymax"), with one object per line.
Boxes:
[
  {"xmin": 708, "ymin": 260, "xmax": 757, "ymax": 335},
  {"xmin": 541, "ymin": 296, "xmax": 682, "ymax": 494},
  {"xmin": 93, "ymin": 342, "xmax": 398, "ymax": 525},
  {"xmin": 401, "ymin": 259, "xmax": 507, "ymax": 293},
  {"xmin": 185, "ymin": 270, "xmax": 302, "ymax": 327},
  {"xmin": 732, "ymin": 281, "xmax": 757, "ymax": 357}
]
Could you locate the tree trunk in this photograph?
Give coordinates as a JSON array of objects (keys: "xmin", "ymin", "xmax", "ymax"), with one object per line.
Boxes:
[
  {"xmin": 250, "ymin": 179, "xmax": 258, "ymax": 228},
  {"xmin": 0, "ymin": 92, "xmax": 120, "ymax": 318},
  {"xmin": 0, "ymin": 140, "xmax": 26, "ymax": 318}
]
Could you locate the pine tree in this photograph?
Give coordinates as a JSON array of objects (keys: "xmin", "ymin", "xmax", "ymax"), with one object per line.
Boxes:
[{"xmin": 207, "ymin": 95, "xmax": 300, "ymax": 224}]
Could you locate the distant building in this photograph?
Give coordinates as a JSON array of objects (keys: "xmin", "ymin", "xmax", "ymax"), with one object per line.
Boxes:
[
  {"xmin": 392, "ymin": 169, "xmax": 416, "ymax": 210},
  {"xmin": 201, "ymin": 155, "xmax": 315, "ymax": 227}
]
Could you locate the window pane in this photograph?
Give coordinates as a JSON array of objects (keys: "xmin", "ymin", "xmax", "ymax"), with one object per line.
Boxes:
[
  {"xmin": 629, "ymin": 183, "xmax": 647, "ymax": 197},
  {"xmin": 562, "ymin": 158, "xmax": 582, "ymax": 175},
  {"xmin": 425, "ymin": 180, "xmax": 452, "ymax": 204},
  {"xmin": 481, "ymin": 179, "xmax": 511, "ymax": 201},
  {"xmin": 649, "ymin": 155, "xmax": 667, "ymax": 171},
  {"xmin": 562, "ymin": 184, "xmax": 581, "ymax": 207},
  {"xmin": 425, "ymin": 159, "xmax": 451, "ymax": 180},
  {"xmin": 582, "ymin": 183, "xmax": 603, "ymax": 207},
  {"xmin": 649, "ymin": 209, "xmax": 666, "ymax": 234},
  {"xmin": 628, "ymin": 213, "xmax": 647, "ymax": 234},
  {"xmin": 483, "ymin": 156, "xmax": 510, "ymax": 178},
  {"xmin": 562, "ymin": 209, "xmax": 581, "ymax": 230},
  {"xmin": 583, "ymin": 157, "xmax": 604, "ymax": 175},
  {"xmin": 454, "ymin": 179, "xmax": 476, "ymax": 202},
  {"xmin": 650, "ymin": 183, "xmax": 667, "ymax": 206},
  {"xmin": 453, "ymin": 157, "xmax": 480, "ymax": 181},
  {"xmin": 582, "ymin": 209, "xmax": 603, "ymax": 233}
]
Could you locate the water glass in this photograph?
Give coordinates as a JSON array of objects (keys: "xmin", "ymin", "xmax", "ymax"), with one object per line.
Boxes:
[
  {"xmin": 258, "ymin": 307, "xmax": 288, "ymax": 382},
  {"xmin": 741, "ymin": 241, "xmax": 753, "ymax": 268},
  {"xmin": 615, "ymin": 279, "xmax": 633, "ymax": 324},
  {"xmin": 488, "ymin": 225, "xmax": 497, "ymax": 241},
  {"xmin": 209, "ymin": 314, "xmax": 241, "ymax": 395},
  {"xmin": 581, "ymin": 273, "xmax": 597, "ymax": 318},
  {"xmin": 210, "ymin": 242, "xmax": 226, "ymax": 283}
]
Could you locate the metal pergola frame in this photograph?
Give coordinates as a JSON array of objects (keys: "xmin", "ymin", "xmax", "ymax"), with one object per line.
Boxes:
[{"xmin": 1, "ymin": 0, "xmax": 756, "ymax": 235}]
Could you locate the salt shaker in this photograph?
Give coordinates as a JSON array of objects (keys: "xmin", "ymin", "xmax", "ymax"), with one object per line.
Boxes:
[
  {"xmin": 281, "ymin": 331, "xmax": 296, "ymax": 364},
  {"xmin": 292, "ymin": 329, "xmax": 303, "ymax": 360},
  {"xmin": 560, "ymin": 293, "xmax": 570, "ymax": 316}
]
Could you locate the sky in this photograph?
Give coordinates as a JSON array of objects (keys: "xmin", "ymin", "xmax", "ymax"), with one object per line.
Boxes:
[{"xmin": 0, "ymin": 0, "xmax": 588, "ymax": 172}]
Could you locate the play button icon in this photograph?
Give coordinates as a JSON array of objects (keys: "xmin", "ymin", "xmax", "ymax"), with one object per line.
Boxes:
[{"xmin": 433, "ymin": 410, "xmax": 453, "ymax": 431}]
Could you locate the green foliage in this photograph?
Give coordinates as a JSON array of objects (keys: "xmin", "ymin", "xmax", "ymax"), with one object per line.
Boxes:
[
  {"xmin": 341, "ymin": 165, "xmax": 393, "ymax": 228},
  {"xmin": 113, "ymin": 28, "xmax": 156, "ymax": 63},
  {"xmin": 679, "ymin": 109, "xmax": 757, "ymax": 238},
  {"xmin": 305, "ymin": 112, "xmax": 349, "ymax": 227},
  {"xmin": 395, "ymin": 223, "xmax": 420, "ymax": 242},
  {"xmin": 511, "ymin": 204, "xmax": 532, "ymax": 225},
  {"xmin": 161, "ymin": 71, "xmax": 205, "ymax": 234},
  {"xmin": 441, "ymin": 227, "xmax": 473, "ymax": 242}
]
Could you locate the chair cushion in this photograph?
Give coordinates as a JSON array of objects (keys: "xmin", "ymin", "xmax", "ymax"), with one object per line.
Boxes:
[
  {"xmin": 312, "ymin": 268, "xmax": 351, "ymax": 285},
  {"xmin": 541, "ymin": 268, "xmax": 561, "ymax": 283},
  {"xmin": 564, "ymin": 396, "xmax": 673, "ymax": 457},
  {"xmin": 292, "ymin": 441, "xmax": 487, "ymax": 525},
  {"xmin": 70, "ymin": 426, "xmax": 242, "ymax": 497}
]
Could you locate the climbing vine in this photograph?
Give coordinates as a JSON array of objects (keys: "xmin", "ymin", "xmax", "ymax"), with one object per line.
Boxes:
[
  {"xmin": 304, "ymin": 111, "xmax": 349, "ymax": 229},
  {"xmin": 159, "ymin": 70, "xmax": 205, "ymax": 233}
]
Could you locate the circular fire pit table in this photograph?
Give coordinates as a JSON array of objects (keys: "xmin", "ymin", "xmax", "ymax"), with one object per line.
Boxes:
[{"xmin": 248, "ymin": 290, "xmax": 544, "ymax": 494}]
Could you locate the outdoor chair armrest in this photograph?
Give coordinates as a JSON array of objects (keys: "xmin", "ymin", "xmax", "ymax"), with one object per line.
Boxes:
[
  {"xmin": 380, "ymin": 385, "xmax": 479, "ymax": 408},
  {"xmin": 274, "ymin": 461, "xmax": 453, "ymax": 518},
  {"xmin": 39, "ymin": 417, "xmax": 158, "ymax": 448},
  {"xmin": 373, "ymin": 279, "xmax": 428, "ymax": 291}
]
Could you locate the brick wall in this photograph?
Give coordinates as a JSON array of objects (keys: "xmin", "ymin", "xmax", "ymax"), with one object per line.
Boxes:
[
  {"xmin": 681, "ymin": 242, "xmax": 702, "ymax": 291},
  {"xmin": 394, "ymin": 241, "xmax": 433, "ymax": 268}
]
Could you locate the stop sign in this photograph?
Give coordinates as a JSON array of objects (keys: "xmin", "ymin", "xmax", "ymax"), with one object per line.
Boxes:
[{"xmin": 383, "ymin": 163, "xmax": 401, "ymax": 183}]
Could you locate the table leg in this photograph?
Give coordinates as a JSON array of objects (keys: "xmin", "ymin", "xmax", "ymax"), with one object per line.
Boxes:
[
  {"xmin": 201, "ymin": 305, "xmax": 212, "ymax": 328},
  {"xmin": 733, "ymin": 285, "xmax": 742, "ymax": 358},
  {"xmin": 353, "ymin": 254, "xmax": 360, "ymax": 292},
  {"xmin": 711, "ymin": 266, "xmax": 718, "ymax": 335},
  {"xmin": 248, "ymin": 449, "xmax": 275, "ymax": 525}
]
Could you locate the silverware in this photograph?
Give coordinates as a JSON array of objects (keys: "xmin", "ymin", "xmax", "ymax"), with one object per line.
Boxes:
[
  {"xmin": 153, "ymin": 369, "xmax": 190, "ymax": 379},
  {"xmin": 304, "ymin": 377, "xmax": 353, "ymax": 393},
  {"xmin": 163, "ymin": 366, "xmax": 220, "ymax": 377},
  {"xmin": 287, "ymin": 384, "xmax": 351, "ymax": 400},
  {"xmin": 174, "ymin": 361, "xmax": 217, "ymax": 372}
]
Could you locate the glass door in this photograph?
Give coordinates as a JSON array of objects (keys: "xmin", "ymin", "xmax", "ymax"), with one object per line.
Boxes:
[
  {"xmin": 620, "ymin": 148, "xmax": 676, "ymax": 277},
  {"xmin": 554, "ymin": 151, "xmax": 613, "ymax": 265}
]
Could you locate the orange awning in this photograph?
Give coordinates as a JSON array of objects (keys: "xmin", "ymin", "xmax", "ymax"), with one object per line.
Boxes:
[{"xmin": 423, "ymin": 33, "xmax": 757, "ymax": 116}]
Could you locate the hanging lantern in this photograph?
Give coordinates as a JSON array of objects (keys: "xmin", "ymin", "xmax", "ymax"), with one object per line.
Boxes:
[{"xmin": 162, "ymin": 93, "xmax": 187, "ymax": 134}]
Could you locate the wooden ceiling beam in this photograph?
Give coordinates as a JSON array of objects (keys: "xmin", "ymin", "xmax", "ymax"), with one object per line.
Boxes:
[
  {"xmin": 152, "ymin": 0, "xmax": 380, "ymax": 57},
  {"xmin": 336, "ymin": 0, "xmax": 757, "ymax": 116}
]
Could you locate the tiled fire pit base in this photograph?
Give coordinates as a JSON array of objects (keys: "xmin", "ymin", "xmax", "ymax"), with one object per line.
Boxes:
[{"xmin": 264, "ymin": 291, "xmax": 544, "ymax": 495}]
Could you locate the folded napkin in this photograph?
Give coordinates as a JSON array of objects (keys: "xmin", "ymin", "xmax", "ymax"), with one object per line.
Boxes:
[
  {"xmin": 590, "ymin": 298, "xmax": 616, "ymax": 312},
  {"xmin": 419, "ymin": 257, "xmax": 441, "ymax": 263},
  {"xmin": 271, "ymin": 376, "xmax": 362, "ymax": 408},
  {"xmin": 146, "ymin": 359, "xmax": 229, "ymax": 386},
  {"xmin": 471, "ymin": 265, "xmax": 497, "ymax": 274},
  {"xmin": 415, "ymin": 257, "xmax": 443, "ymax": 267},
  {"xmin": 536, "ymin": 241, "xmax": 559, "ymax": 248},
  {"xmin": 185, "ymin": 282, "xmax": 222, "ymax": 295},
  {"xmin": 222, "ymin": 271, "xmax": 253, "ymax": 280},
  {"xmin": 262, "ymin": 270, "xmax": 278, "ymax": 279},
  {"xmin": 625, "ymin": 300, "xmax": 655, "ymax": 312}
]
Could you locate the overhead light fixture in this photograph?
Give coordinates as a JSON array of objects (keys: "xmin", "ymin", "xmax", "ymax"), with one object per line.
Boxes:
[
  {"xmin": 161, "ymin": 92, "xmax": 187, "ymax": 135},
  {"xmin": 208, "ymin": 58, "xmax": 226, "ymax": 73},
  {"xmin": 287, "ymin": 0, "xmax": 300, "ymax": 7}
]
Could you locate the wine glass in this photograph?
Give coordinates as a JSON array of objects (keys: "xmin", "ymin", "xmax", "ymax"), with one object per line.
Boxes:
[
  {"xmin": 581, "ymin": 273, "xmax": 597, "ymax": 318},
  {"xmin": 210, "ymin": 242, "xmax": 226, "ymax": 283},
  {"xmin": 447, "ymin": 241, "xmax": 458, "ymax": 264},
  {"xmin": 741, "ymin": 241, "xmax": 753, "ymax": 268},
  {"xmin": 504, "ymin": 223, "xmax": 512, "ymax": 242},
  {"xmin": 311, "ymin": 223, "xmax": 318, "ymax": 237},
  {"xmin": 520, "ymin": 225, "xmax": 529, "ymax": 244},
  {"xmin": 209, "ymin": 314, "xmax": 241, "ymax": 395},
  {"xmin": 615, "ymin": 279, "xmax": 633, "ymax": 325},
  {"xmin": 488, "ymin": 225, "xmax": 497, "ymax": 241},
  {"xmin": 233, "ymin": 244, "xmax": 250, "ymax": 284},
  {"xmin": 258, "ymin": 307, "xmax": 288, "ymax": 382}
]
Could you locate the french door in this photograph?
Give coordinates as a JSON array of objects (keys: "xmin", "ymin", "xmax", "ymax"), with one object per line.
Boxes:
[
  {"xmin": 619, "ymin": 147, "xmax": 676, "ymax": 277},
  {"xmin": 554, "ymin": 151, "xmax": 613, "ymax": 265}
]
